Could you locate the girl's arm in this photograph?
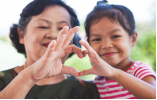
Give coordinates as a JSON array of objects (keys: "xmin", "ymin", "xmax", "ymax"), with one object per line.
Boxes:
[
  {"xmin": 112, "ymin": 69, "xmax": 156, "ymax": 99},
  {"xmin": 79, "ymin": 41, "xmax": 156, "ymax": 99}
]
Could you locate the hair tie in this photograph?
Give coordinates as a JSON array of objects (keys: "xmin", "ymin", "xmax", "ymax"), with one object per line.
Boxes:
[{"xmin": 97, "ymin": 0, "xmax": 108, "ymax": 5}]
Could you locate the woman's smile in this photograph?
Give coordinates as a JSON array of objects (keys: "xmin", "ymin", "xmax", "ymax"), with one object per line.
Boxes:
[{"xmin": 43, "ymin": 42, "xmax": 51, "ymax": 48}]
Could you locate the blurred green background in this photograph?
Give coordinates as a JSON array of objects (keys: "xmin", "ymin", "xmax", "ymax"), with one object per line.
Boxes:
[{"xmin": 0, "ymin": 0, "xmax": 156, "ymax": 80}]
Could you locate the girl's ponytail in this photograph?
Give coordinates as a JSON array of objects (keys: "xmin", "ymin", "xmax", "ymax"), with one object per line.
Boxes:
[{"xmin": 97, "ymin": 0, "xmax": 108, "ymax": 5}]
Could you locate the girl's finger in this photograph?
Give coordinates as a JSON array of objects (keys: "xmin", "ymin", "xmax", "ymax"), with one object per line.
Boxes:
[
  {"xmin": 61, "ymin": 65, "xmax": 80, "ymax": 77},
  {"xmin": 54, "ymin": 26, "xmax": 69, "ymax": 51},
  {"xmin": 83, "ymin": 50, "xmax": 88, "ymax": 57},
  {"xmin": 79, "ymin": 40, "xmax": 94, "ymax": 57},
  {"xmin": 79, "ymin": 69, "xmax": 93, "ymax": 76},
  {"xmin": 62, "ymin": 26, "xmax": 79, "ymax": 49},
  {"xmin": 92, "ymin": 50, "xmax": 101, "ymax": 64}
]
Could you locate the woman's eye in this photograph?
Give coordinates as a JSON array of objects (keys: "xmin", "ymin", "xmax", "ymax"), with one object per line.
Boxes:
[
  {"xmin": 92, "ymin": 38, "xmax": 101, "ymax": 41},
  {"xmin": 38, "ymin": 26, "xmax": 49, "ymax": 29},
  {"xmin": 58, "ymin": 28, "xmax": 63, "ymax": 30},
  {"xmin": 112, "ymin": 35, "xmax": 120, "ymax": 39}
]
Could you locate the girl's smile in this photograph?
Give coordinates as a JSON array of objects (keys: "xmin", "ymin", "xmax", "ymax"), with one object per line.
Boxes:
[
  {"xmin": 100, "ymin": 52, "xmax": 118, "ymax": 57},
  {"xmin": 89, "ymin": 17, "xmax": 136, "ymax": 70}
]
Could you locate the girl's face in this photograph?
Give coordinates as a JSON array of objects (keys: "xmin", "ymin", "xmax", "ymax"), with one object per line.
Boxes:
[
  {"xmin": 89, "ymin": 17, "xmax": 136, "ymax": 68},
  {"xmin": 19, "ymin": 5, "xmax": 71, "ymax": 64}
]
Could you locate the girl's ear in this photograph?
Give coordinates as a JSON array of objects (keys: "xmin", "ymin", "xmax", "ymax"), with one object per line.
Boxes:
[
  {"xmin": 131, "ymin": 31, "xmax": 138, "ymax": 46},
  {"xmin": 18, "ymin": 29, "xmax": 24, "ymax": 44}
]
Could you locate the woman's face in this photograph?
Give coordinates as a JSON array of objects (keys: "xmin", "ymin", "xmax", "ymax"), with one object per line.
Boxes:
[{"xmin": 19, "ymin": 5, "xmax": 72, "ymax": 64}]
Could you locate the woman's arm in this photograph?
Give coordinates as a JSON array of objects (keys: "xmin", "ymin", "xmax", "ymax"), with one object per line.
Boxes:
[
  {"xmin": 0, "ymin": 67, "xmax": 38, "ymax": 99},
  {"xmin": 0, "ymin": 26, "xmax": 84, "ymax": 99}
]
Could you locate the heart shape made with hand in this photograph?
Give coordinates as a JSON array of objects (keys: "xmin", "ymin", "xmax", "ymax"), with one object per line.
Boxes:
[{"xmin": 32, "ymin": 26, "xmax": 114, "ymax": 80}]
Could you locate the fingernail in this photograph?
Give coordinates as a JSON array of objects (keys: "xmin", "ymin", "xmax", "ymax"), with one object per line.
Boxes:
[
  {"xmin": 81, "ymin": 40, "xmax": 85, "ymax": 44},
  {"xmin": 62, "ymin": 26, "xmax": 69, "ymax": 31}
]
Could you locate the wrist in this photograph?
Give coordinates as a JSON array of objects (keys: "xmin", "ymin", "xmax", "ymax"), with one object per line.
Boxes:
[
  {"xmin": 19, "ymin": 66, "xmax": 39, "ymax": 84},
  {"xmin": 109, "ymin": 68, "xmax": 120, "ymax": 80}
]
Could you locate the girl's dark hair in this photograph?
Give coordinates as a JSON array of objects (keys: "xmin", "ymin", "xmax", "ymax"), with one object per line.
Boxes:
[
  {"xmin": 9, "ymin": 0, "xmax": 80, "ymax": 58},
  {"xmin": 85, "ymin": 1, "xmax": 135, "ymax": 42}
]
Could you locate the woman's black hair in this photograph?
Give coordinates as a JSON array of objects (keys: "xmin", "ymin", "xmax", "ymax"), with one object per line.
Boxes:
[
  {"xmin": 85, "ymin": 0, "xmax": 135, "ymax": 42},
  {"xmin": 9, "ymin": 0, "xmax": 81, "ymax": 58}
]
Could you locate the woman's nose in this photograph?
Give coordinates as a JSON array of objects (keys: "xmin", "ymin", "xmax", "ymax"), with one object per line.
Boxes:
[
  {"xmin": 101, "ymin": 40, "xmax": 113, "ymax": 49},
  {"xmin": 45, "ymin": 30, "xmax": 58, "ymax": 40}
]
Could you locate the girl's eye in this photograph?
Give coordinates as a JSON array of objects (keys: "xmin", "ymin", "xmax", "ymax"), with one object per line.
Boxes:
[
  {"xmin": 92, "ymin": 38, "xmax": 101, "ymax": 41},
  {"xmin": 38, "ymin": 26, "xmax": 49, "ymax": 29},
  {"xmin": 112, "ymin": 35, "xmax": 120, "ymax": 39}
]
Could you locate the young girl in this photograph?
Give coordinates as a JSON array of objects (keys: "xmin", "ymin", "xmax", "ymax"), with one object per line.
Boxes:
[{"xmin": 79, "ymin": 1, "xmax": 156, "ymax": 99}]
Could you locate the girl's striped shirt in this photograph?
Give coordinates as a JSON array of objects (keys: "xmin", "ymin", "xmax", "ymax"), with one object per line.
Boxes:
[{"xmin": 94, "ymin": 61, "xmax": 156, "ymax": 99}]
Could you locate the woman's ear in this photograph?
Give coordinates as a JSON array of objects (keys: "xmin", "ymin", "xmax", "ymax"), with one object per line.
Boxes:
[
  {"xmin": 131, "ymin": 31, "xmax": 138, "ymax": 46},
  {"xmin": 18, "ymin": 29, "xmax": 24, "ymax": 44}
]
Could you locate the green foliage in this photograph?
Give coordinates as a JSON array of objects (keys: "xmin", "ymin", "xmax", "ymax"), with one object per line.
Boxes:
[
  {"xmin": 0, "ymin": 36, "xmax": 8, "ymax": 42},
  {"xmin": 131, "ymin": 30, "xmax": 156, "ymax": 71},
  {"xmin": 64, "ymin": 47, "xmax": 96, "ymax": 80}
]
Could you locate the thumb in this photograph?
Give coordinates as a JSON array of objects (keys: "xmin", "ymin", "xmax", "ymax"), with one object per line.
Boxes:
[
  {"xmin": 47, "ymin": 40, "xmax": 56, "ymax": 50},
  {"xmin": 45, "ymin": 40, "xmax": 56, "ymax": 57},
  {"xmin": 61, "ymin": 65, "xmax": 80, "ymax": 77},
  {"xmin": 79, "ymin": 69, "xmax": 93, "ymax": 76}
]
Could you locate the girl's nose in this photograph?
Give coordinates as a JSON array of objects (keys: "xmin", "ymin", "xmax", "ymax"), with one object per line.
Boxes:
[{"xmin": 101, "ymin": 40, "xmax": 113, "ymax": 49}]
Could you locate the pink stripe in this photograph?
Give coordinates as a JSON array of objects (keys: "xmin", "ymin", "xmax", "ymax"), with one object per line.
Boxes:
[
  {"xmin": 106, "ymin": 80, "xmax": 115, "ymax": 82},
  {"xmin": 100, "ymin": 97, "xmax": 106, "ymax": 99},
  {"xmin": 99, "ymin": 92, "xmax": 106, "ymax": 95},
  {"xmin": 105, "ymin": 92, "xmax": 133, "ymax": 99},
  {"xmin": 95, "ymin": 80, "xmax": 115, "ymax": 83},
  {"xmin": 99, "ymin": 88, "xmax": 126, "ymax": 94},
  {"xmin": 107, "ymin": 84, "xmax": 120, "ymax": 88},
  {"xmin": 128, "ymin": 97, "xmax": 137, "ymax": 99},
  {"xmin": 134, "ymin": 66, "xmax": 144, "ymax": 74},
  {"xmin": 139, "ymin": 71, "xmax": 153, "ymax": 79},
  {"xmin": 140, "ymin": 73, "xmax": 156, "ymax": 80},
  {"xmin": 95, "ymin": 81, "xmax": 117, "ymax": 85},
  {"xmin": 95, "ymin": 82, "xmax": 105, "ymax": 85},
  {"xmin": 101, "ymin": 96, "xmax": 136, "ymax": 99},
  {"xmin": 96, "ymin": 84, "xmax": 120, "ymax": 88},
  {"xmin": 97, "ymin": 87, "xmax": 106, "ymax": 89},
  {"xmin": 135, "ymin": 68, "xmax": 150, "ymax": 77}
]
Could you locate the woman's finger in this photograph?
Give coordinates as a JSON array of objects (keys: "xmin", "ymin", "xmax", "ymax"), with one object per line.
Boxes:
[
  {"xmin": 61, "ymin": 65, "xmax": 80, "ymax": 77},
  {"xmin": 64, "ymin": 45, "xmax": 84, "ymax": 58},
  {"xmin": 79, "ymin": 69, "xmax": 93, "ymax": 76},
  {"xmin": 62, "ymin": 26, "xmax": 79, "ymax": 49},
  {"xmin": 45, "ymin": 40, "xmax": 56, "ymax": 58},
  {"xmin": 54, "ymin": 26, "xmax": 69, "ymax": 51}
]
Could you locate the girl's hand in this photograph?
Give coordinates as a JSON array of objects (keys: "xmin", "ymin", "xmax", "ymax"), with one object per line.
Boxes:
[
  {"xmin": 79, "ymin": 41, "xmax": 116, "ymax": 78},
  {"xmin": 30, "ymin": 26, "xmax": 85, "ymax": 80}
]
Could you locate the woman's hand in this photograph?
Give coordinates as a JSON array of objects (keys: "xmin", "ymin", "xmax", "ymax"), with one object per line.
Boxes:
[
  {"xmin": 30, "ymin": 26, "xmax": 85, "ymax": 80},
  {"xmin": 79, "ymin": 41, "xmax": 116, "ymax": 78}
]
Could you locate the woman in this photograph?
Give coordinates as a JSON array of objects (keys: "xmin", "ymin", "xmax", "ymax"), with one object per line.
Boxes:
[{"xmin": 0, "ymin": 0, "xmax": 99, "ymax": 99}]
